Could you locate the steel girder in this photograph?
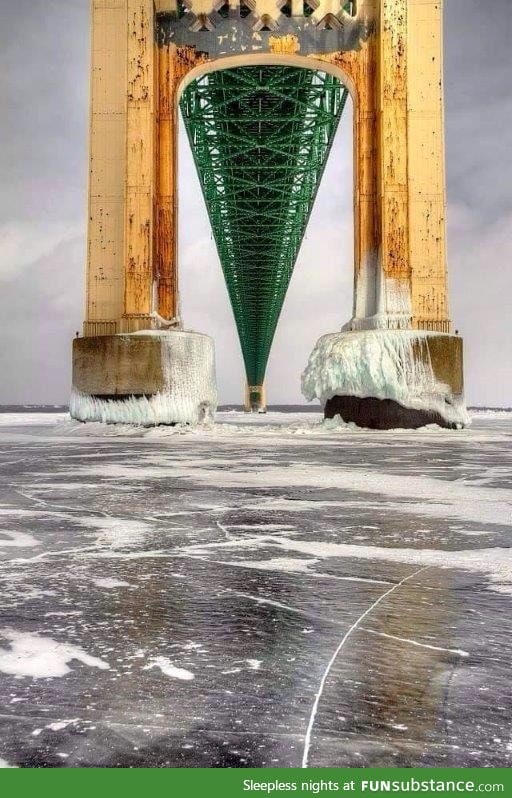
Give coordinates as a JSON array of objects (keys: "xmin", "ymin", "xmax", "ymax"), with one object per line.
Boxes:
[{"xmin": 180, "ymin": 65, "xmax": 347, "ymax": 388}]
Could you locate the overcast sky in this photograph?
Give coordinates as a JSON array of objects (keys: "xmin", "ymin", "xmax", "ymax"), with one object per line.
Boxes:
[{"xmin": 0, "ymin": 0, "xmax": 511, "ymax": 406}]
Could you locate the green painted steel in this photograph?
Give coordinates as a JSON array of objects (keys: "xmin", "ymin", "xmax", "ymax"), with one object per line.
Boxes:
[{"xmin": 180, "ymin": 66, "xmax": 347, "ymax": 388}]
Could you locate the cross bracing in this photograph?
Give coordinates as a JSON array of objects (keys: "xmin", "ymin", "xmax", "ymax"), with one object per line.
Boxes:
[{"xmin": 180, "ymin": 66, "xmax": 347, "ymax": 388}]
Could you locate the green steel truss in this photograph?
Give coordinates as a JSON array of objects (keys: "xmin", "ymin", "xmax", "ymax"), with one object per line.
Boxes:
[{"xmin": 180, "ymin": 66, "xmax": 347, "ymax": 388}]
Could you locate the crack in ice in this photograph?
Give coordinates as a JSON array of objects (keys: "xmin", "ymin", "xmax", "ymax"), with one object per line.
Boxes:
[
  {"xmin": 360, "ymin": 628, "xmax": 469, "ymax": 657},
  {"xmin": 301, "ymin": 566, "xmax": 429, "ymax": 768}
]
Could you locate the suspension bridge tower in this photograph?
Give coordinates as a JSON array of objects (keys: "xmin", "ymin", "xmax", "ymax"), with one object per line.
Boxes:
[{"xmin": 72, "ymin": 0, "xmax": 466, "ymax": 428}]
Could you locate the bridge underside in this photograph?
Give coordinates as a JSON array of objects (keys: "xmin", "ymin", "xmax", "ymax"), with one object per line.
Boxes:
[
  {"xmin": 181, "ymin": 66, "xmax": 347, "ymax": 395},
  {"xmin": 73, "ymin": 0, "xmax": 466, "ymax": 429}
]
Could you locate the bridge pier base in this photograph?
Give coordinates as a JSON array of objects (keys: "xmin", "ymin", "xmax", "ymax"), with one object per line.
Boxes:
[
  {"xmin": 70, "ymin": 331, "xmax": 217, "ymax": 426},
  {"xmin": 244, "ymin": 384, "xmax": 267, "ymax": 414},
  {"xmin": 302, "ymin": 330, "xmax": 468, "ymax": 430}
]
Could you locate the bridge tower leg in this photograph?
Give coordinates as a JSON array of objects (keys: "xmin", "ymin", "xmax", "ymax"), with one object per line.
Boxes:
[
  {"xmin": 71, "ymin": 0, "xmax": 217, "ymax": 425},
  {"xmin": 244, "ymin": 384, "xmax": 267, "ymax": 414},
  {"xmin": 303, "ymin": 0, "xmax": 467, "ymax": 429}
]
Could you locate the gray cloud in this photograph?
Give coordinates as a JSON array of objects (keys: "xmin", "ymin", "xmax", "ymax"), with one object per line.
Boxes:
[{"xmin": 0, "ymin": 0, "xmax": 510, "ymax": 406}]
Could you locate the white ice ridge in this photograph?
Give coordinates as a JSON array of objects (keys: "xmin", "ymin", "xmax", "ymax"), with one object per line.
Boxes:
[
  {"xmin": 302, "ymin": 329, "xmax": 469, "ymax": 427},
  {"xmin": 70, "ymin": 331, "xmax": 218, "ymax": 426}
]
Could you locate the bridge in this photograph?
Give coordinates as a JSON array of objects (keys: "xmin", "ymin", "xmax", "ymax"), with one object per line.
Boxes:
[{"xmin": 71, "ymin": 0, "xmax": 466, "ymax": 429}]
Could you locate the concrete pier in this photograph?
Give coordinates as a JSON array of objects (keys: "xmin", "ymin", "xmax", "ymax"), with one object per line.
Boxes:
[
  {"xmin": 244, "ymin": 384, "xmax": 267, "ymax": 414},
  {"xmin": 71, "ymin": 331, "xmax": 217, "ymax": 426},
  {"xmin": 304, "ymin": 332, "xmax": 467, "ymax": 430}
]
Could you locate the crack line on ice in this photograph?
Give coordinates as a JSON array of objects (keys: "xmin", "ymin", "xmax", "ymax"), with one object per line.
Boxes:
[
  {"xmin": 215, "ymin": 520, "xmax": 239, "ymax": 542},
  {"xmin": 15, "ymin": 487, "xmax": 119, "ymax": 521},
  {"xmin": 0, "ymin": 545, "xmax": 101, "ymax": 569},
  {"xmin": 176, "ymin": 551, "xmax": 393, "ymax": 586},
  {"xmin": 225, "ymin": 589, "xmax": 328, "ymax": 619},
  {"xmin": 301, "ymin": 566, "xmax": 430, "ymax": 769},
  {"xmin": 360, "ymin": 628, "xmax": 469, "ymax": 657}
]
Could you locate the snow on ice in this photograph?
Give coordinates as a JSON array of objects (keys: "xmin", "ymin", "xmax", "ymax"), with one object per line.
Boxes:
[
  {"xmin": 0, "ymin": 630, "xmax": 110, "ymax": 679},
  {"xmin": 143, "ymin": 657, "xmax": 194, "ymax": 681},
  {"xmin": 0, "ymin": 530, "xmax": 40, "ymax": 548}
]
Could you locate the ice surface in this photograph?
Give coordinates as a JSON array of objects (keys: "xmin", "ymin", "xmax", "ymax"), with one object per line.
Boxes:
[
  {"xmin": 70, "ymin": 331, "xmax": 218, "ymax": 426},
  {"xmin": 0, "ymin": 411, "xmax": 511, "ymax": 767},
  {"xmin": 470, "ymin": 409, "xmax": 512, "ymax": 420},
  {"xmin": 266, "ymin": 538, "xmax": 512, "ymax": 596},
  {"xmin": 134, "ymin": 456, "xmax": 512, "ymax": 528},
  {"xmin": 48, "ymin": 410, "xmax": 507, "ymax": 442},
  {"xmin": 80, "ymin": 517, "xmax": 151, "ymax": 549},
  {"xmin": 0, "ymin": 413, "xmax": 62, "ymax": 427},
  {"xmin": 302, "ymin": 329, "xmax": 469, "ymax": 427},
  {"xmin": 225, "ymin": 556, "xmax": 318, "ymax": 574}
]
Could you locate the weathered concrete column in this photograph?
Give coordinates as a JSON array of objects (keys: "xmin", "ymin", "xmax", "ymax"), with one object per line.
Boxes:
[
  {"xmin": 73, "ymin": 2, "xmax": 218, "ymax": 425},
  {"xmin": 377, "ymin": 0, "xmax": 412, "ymax": 324},
  {"xmin": 155, "ymin": 41, "xmax": 179, "ymax": 324},
  {"xmin": 153, "ymin": 41, "xmax": 207, "ymax": 324},
  {"xmin": 320, "ymin": 0, "xmax": 380, "ymax": 325},
  {"xmin": 121, "ymin": 0, "xmax": 157, "ymax": 332},
  {"xmin": 84, "ymin": 0, "xmax": 129, "ymax": 337},
  {"xmin": 352, "ymin": 22, "xmax": 380, "ymax": 324},
  {"xmin": 407, "ymin": 0, "xmax": 451, "ymax": 331},
  {"xmin": 325, "ymin": 0, "xmax": 450, "ymax": 333}
]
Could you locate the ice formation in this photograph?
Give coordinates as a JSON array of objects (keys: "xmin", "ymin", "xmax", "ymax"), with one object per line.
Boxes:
[
  {"xmin": 351, "ymin": 273, "xmax": 414, "ymax": 332},
  {"xmin": 302, "ymin": 329, "xmax": 469, "ymax": 427},
  {"xmin": 70, "ymin": 331, "xmax": 218, "ymax": 426}
]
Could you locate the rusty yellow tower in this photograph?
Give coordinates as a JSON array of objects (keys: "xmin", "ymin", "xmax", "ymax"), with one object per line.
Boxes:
[{"xmin": 72, "ymin": 0, "xmax": 466, "ymax": 428}]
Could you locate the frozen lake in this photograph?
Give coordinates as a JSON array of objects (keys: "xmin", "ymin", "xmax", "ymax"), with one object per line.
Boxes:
[{"xmin": 0, "ymin": 410, "xmax": 511, "ymax": 768}]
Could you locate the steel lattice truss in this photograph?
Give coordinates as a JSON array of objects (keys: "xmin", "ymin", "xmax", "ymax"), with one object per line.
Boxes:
[{"xmin": 180, "ymin": 66, "xmax": 347, "ymax": 388}]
